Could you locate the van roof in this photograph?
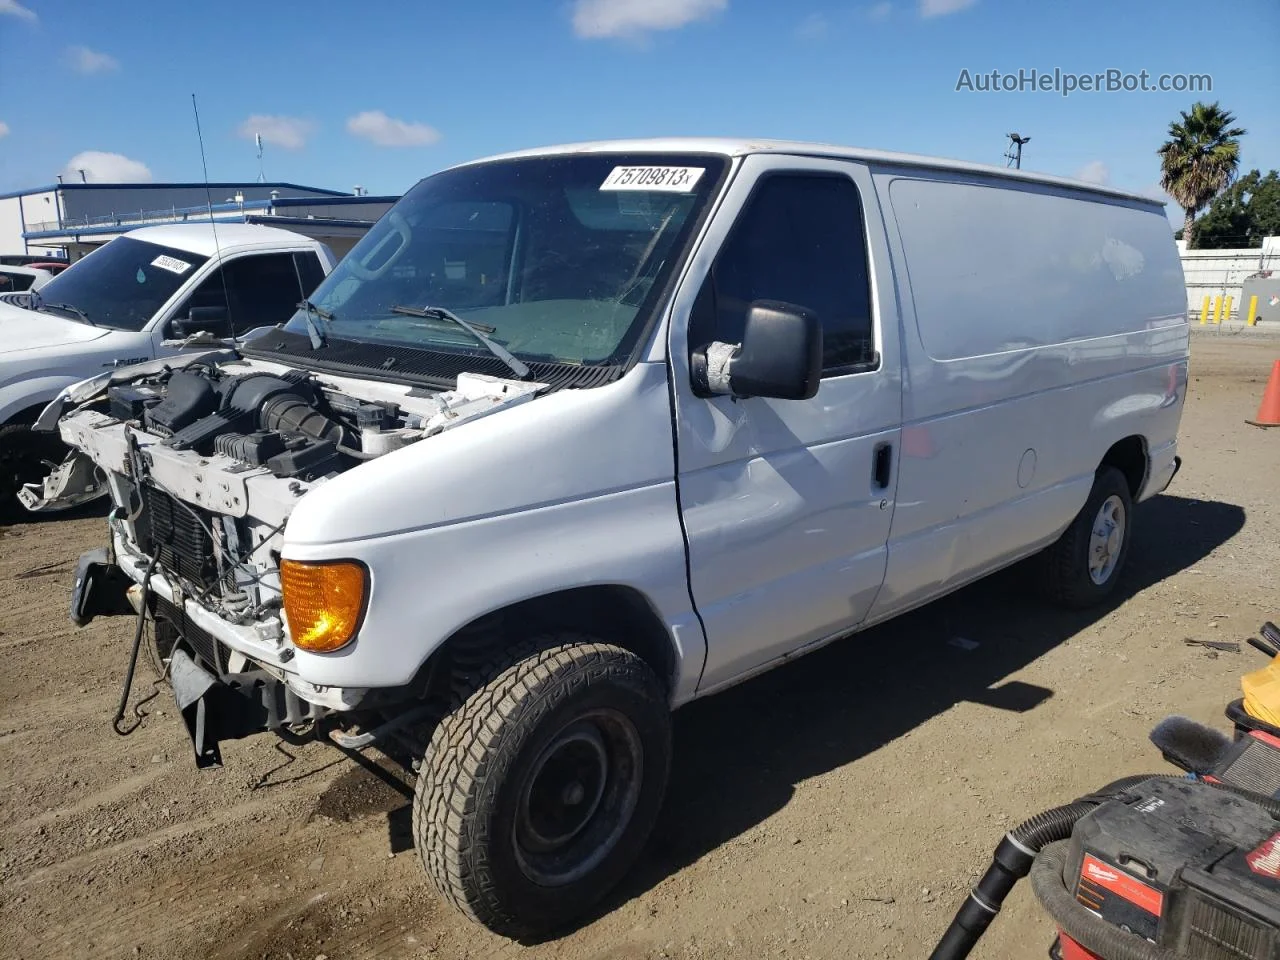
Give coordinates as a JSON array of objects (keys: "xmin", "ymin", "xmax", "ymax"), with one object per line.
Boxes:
[
  {"xmin": 468, "ymin": 138, "xmax": 1165, "ymax": 208},
  {"xmin": 120, "ymin": 222, "xmax": 320, "ymax": 257}
]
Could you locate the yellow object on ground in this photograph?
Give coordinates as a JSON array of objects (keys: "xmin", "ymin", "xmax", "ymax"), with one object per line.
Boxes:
[
  {"xmin": 1242, "ymin": 658, "xmax": 1280, "ymax": 727},
  {"xmin": 1246, "ymin": 295, "xmax": 1259, "ymax": 326}
]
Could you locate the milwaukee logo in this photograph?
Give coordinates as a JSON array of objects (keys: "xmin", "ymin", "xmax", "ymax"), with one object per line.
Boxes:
[
  {"xmin": 1246, "ymin": 832, "xmax": 1280, "ymax": 879},
  {"xmin": 1085, "ymin": 863, "xmax": 1120, "ymax": 883}
]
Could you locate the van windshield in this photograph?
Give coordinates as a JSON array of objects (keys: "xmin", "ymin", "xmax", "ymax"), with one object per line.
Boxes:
[
  {"xmin": 280, "ymin": 153, "xmax": 726, "ymax": 367},
  {"xmin": 33, "ymin": 237, "xmax": 210, "ymax": 331}
]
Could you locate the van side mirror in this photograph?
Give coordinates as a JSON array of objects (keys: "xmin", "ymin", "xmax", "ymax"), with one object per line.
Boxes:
[
  {"xmin": 692, "ymin": 300, "xmax": 822, "ymax": 400},
  {"xmin": 171, "ymin": 305, "xmax": 231, "ymax": 339}
]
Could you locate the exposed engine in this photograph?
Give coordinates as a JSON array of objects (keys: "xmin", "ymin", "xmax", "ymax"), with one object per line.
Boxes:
[{"xmin": 33, "ymin": 354, "xmax": 545, "ymax": 702}]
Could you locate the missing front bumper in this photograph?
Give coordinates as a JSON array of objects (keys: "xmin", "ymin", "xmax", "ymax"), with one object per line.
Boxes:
[{"xmin": 168, "ymin": 648, "xmax": 329, "ymax": 768}]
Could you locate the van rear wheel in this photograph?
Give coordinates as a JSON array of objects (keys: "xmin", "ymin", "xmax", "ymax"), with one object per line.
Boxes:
[
  {"xmin": 1037, "ymin": 466, "xmax": 1133, "ymax": 608},
  {"xmin": 413, "ymin": 635, "xmax": 670, "ymax": 939}
]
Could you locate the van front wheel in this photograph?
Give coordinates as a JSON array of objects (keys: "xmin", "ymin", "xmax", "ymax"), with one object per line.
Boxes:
[
  {"xmin": 1037, "ymin": 466, "xmax": 1134, "ymax": 608},
  {"xmin": 413, "ymin": 636, "xmax": 671, "ymax": 939}
]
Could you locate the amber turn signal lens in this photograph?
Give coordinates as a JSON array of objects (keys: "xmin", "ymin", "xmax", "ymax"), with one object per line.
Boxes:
[{"xmin": 280, "ymin": 559, "xmax": 368, "ymax": 653}]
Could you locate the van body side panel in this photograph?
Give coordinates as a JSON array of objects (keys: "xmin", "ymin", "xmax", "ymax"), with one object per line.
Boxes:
[
  {"xmin": 869, "ymin": 170, "xmax": 1187, "ymax": 620},
  {"xmin": 281, "ymin": 362, "xmax": 705, "ymax": 700}
]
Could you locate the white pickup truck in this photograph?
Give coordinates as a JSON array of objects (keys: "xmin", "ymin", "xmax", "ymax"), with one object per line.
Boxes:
[
  {"xmin": 0, "ymin": 223, "xmax": 336, "ymax": 515},
  {"xmin": 52, "ymin": 139, "xmax": 1187, "ymax": 939}
]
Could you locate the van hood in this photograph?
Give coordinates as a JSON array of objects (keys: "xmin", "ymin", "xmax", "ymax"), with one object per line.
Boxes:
[{"xmin": 0, "ymin": 300, "xmax": 109, "ymax": 355}]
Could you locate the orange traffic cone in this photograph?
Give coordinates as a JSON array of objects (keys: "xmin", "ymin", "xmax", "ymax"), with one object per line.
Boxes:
[{"xmin": 1247, "ymin": 359, "xmax": 1280, "ymax": 428}]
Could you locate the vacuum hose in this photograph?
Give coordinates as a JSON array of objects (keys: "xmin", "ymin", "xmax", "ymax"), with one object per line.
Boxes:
[
  {"xmin": 928, "ymin": 775, "xmax": 1164, "ymax": 960},
  {"xmin": 929, "ymin": 775, "xmax": 1280, "ymax": 960}
]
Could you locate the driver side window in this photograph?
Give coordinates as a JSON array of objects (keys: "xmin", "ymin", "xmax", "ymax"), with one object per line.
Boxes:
[
  {"xmin": 174, "ymin": 253, "xmax": 311, "ymax": 335},
  {"xmin": 691, "ymin": 173, "xmax": 876, "ymax": 374}
]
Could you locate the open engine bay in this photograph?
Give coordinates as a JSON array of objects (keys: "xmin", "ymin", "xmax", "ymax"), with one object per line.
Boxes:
[{"xmin": 51, "ymin": 352, "xmax": 546, "ymax": 715}]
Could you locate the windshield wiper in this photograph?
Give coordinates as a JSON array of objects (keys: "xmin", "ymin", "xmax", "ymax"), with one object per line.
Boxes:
[
  {"xmin": 297, "ymin": 298, "xmax": 330, "ymax": 350},
  {"xmin": 39, "ymin": 296, "xmax": 95, "ymax": 327},
  {"xmin": 390, "ymin": 304, "xmax": 530, "ymax": 380}
]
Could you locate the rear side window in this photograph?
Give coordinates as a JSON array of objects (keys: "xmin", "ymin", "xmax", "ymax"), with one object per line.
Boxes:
[
  {"xmin": 0, "ymin": 270, "xmax": 35, "ymax": 291},
  {"xmin": 294, "ymin": 251, "xmax": 326, "ymax": 296},
  {"xmin": 693, "ymin": 173, "xmax": 876, "ymax": 373}
]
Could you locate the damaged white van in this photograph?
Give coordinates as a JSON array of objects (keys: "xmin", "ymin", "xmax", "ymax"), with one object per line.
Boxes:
[{"xmin": 52, "ymin": 139, "xmax": 1187, "ymax": 938}]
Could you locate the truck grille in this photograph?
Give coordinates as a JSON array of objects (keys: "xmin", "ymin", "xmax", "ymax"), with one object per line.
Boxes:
[{"xmin": 137, "ymin": 485, "xmax": 220, "ymax": 592}]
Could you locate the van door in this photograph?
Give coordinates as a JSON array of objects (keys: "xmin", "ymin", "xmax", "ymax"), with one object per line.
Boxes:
[{"xmin": 667, "ymin": 155, "xmax": 903, "ymax": 694}]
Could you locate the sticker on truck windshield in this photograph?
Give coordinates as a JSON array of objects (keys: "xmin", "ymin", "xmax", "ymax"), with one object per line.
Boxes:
[
  {"xmin": 600, "ymin": 166, "xmax": 705, "ymax": 192},
  {"xmin": 151, "ymin": 255, "xmax": 192, "ymax": 275}
]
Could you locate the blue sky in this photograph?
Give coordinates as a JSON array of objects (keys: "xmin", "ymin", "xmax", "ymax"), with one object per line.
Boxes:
[{"xmin": 1, "ymin": 0, "xmax": 1276, "ymax": 226}]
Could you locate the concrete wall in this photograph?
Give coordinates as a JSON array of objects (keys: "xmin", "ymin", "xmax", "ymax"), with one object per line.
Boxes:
[{"xmin": 1179, "ymin": 237, "xmax": 1280, "ymax": 319}]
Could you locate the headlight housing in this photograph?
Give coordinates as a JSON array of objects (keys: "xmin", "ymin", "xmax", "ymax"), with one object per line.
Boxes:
[{"xmin": 280, "ymin": 559, "xmax": 369, "ymax": 653}]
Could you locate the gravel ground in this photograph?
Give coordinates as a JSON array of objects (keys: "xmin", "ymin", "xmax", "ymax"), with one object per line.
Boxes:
[{"xmin": 1, "ymin": 337, "xmax": 1277, "ymax": 960}]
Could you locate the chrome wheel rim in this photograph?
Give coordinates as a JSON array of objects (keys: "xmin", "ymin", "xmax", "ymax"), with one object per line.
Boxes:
[
  {"xmin": 513, "ymin": 709, "xmax": 643, "ymax": 887},
  {"xmin": 1088, "ymin": 494, "xmax": 1126, "ymax": 585}
]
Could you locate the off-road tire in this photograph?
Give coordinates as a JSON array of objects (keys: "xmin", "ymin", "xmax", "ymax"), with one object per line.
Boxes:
[
  {"xmin": 413, "ymin": 635, "xmax": 670, "ymax": 940},
  {"xmin": 0, "ymin": 423, "xmax": 66, "ymax": 522},
  {"xmin": 1037, "ymin": 466, "xmax": 1134, "ymax": 608}
]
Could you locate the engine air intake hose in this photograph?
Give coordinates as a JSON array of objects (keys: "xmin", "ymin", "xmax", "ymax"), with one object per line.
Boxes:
[{"xmin": 260, "ymin": 394, "xmax": 347, "ymax": 446}]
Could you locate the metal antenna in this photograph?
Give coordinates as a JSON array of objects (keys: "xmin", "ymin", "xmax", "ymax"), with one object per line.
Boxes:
[
  {"xmin": 1004, "ymin": 132, "xmax": 1031, "ymax": 169},
  {"xmin": 255, "ymin": 133, "xmax": 265, "ymax": 183},
  {"xmin": 191, "ymin": 93, "xmax": 236, "ymax": 344}
]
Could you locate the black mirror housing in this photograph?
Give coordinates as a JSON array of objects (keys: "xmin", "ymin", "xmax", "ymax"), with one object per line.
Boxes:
[{"xmin": 693, "ymin": 300, "xmax": 822, "ymax": 400}]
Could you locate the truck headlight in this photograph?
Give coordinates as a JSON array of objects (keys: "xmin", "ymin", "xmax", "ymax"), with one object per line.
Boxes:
[{"xmin": 280, "ymin": 559, "xmax": 369, "ymax": 653}]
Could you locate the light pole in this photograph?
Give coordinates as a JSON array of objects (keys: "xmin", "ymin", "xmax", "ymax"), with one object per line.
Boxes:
[{"xmin": 1004, "ymin": 132, "xmax": 1031, "ymax": 169}]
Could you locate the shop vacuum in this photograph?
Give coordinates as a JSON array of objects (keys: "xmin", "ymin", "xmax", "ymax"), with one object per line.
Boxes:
[{"xmin": 930, "ymin": 622, "xmax": 1280, "ymax": 960}]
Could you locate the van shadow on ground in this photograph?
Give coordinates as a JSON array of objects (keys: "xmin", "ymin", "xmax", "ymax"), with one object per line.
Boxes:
[{"xmin": 584, "ymin": 492, "xmax": 1245, "ymax": 929}]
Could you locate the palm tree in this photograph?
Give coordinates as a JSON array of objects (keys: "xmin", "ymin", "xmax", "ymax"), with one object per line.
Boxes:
[{"xmin": 1158, "ymin": 102, "xmax": 1246, "ymax": 248}]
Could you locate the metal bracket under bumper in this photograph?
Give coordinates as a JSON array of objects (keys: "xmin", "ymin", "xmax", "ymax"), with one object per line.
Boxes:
[{"xmin": 168, "ymin": 648, "xmax": 329, "ymax": 768}]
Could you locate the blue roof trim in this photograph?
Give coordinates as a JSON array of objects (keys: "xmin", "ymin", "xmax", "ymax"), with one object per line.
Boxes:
[
  {"xmin": 23, "ymin": 216, "xmax": 251, "ymax": 240},
  {"xmin": 0, "ymin": 181, "xmax": 352, "ymax": 200},
  {"xmin": 271, "ymin": 195, "xmax": 400, "ymax": 207},
  {"xmin": 245, "ymin": 215, "xmax": 383, "ymax": 229}
]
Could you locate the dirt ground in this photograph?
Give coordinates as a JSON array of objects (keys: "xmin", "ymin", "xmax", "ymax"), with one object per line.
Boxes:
[{"xmin": 2, "ymin": 337, "xmax": 1277, "ymax": 960}]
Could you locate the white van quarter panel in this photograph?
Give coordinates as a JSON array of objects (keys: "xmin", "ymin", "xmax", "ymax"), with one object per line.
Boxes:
[
  {"xmin": 889, "ymin": 178, "xmax": 1186, "ymax": 360},
  {"xmin": 868, "ymin": 170, "xmax": 1188, "ymax": 622}
]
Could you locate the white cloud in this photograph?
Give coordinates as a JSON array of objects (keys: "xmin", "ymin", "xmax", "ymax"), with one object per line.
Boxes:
[
  {"xmin": 65, "ymin": 45, "xmax": 120, "ymax": 74},
  {"xmin": 346, "ymin": 110, "xmax": 441, "ymax": 148},
  {"xmin": 62, "ymin": 151, "xmax": 152, "ymax": 183},
  {"xmin": 920, "ymin": 0, "xmax": 976, "ymax": 17},
  {"xmin": 572, "ymin": 0, "xmax": 727, "ymax": 39},
  {"xmin": 795, "ymin": 12, "xmax": 827, "ymax": 39},
  {"xmin": 237, "ymin": 114, "xmax": 315, "ymax": 151},
  {"xmin": 0, "ymin": 0, "xmax": 37, "ymax": 22},
  {"xmin": 1073, "ymin": 161, "xmax": 1110, "ymax": 185},
  {"xmin": 0, "ymin": 121, "xmax": 9, "ymax": 139},
  {"xmin": 867, "ymin": 2, "xmax": 893, "ymax": 20}
]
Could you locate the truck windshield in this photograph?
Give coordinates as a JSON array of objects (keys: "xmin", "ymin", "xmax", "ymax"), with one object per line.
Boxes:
[
  {"xmin": 280, "ymin": 153, "xmax": 726, "ymax": 367},
  {"xmin": 33, "ymin": 237, "xmax": 210, "ymax": 331}
]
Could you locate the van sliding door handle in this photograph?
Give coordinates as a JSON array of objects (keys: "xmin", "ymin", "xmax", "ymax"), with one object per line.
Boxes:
[{"xmin": 872, "ymin": 443, "xmax": 893, "ymax": 489}]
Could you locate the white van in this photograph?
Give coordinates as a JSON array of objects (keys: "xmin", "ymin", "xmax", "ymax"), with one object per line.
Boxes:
[
  {"xmin": 53, "ymin": 139, "xmax": 1187, "ymax": 938},
  {"xmin": 0, "ymin": 223, "xmax": 336, "ymax": 514}
]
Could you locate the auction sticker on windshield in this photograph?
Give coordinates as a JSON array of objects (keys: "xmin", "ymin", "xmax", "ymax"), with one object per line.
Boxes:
[
  {"xmin": 151, "ymin": 255, "xmax": 192, "ymax": 275},
  {"xmin": 601, "ymin": 166, "xmax": 705, "ymax": 192}
]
